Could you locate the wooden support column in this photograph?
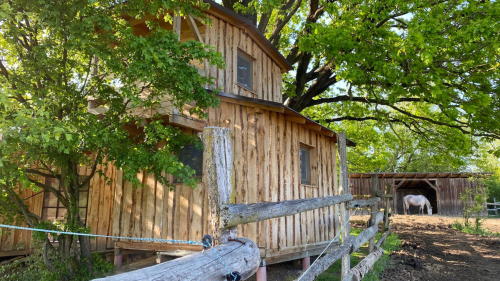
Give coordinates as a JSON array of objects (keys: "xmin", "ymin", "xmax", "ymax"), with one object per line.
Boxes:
[
  {"xmin": 201, "ymin": 127, "xmax": 237, "ymax": 245},
  {"xmin": 382, "ymin": 184, "xmax": 392, "ymax": 246},
  {"xmin": 256, "ymin": 259, "xmax": 267, "ymax": 281},
  {"xmin": 302, "ymin": 257, "xmax": 311, "ymax": 271},
  {"xmin": 337, "ymin": 132, "xmax": 350, "ymax": 279},
  {"xmin": 368, "ymin": 175, "xmax": 378, "ymax": 253},
  {"xmin": 173, "ymin": 13, "xmax": 181, "ymax": 41},
  {"xmin": 114, "ymin": 248, "xmax": 122, "ymax": 269}
]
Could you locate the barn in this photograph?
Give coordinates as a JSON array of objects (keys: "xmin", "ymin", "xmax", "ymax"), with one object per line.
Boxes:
[
  {"xmin": 0, "ymin": 0, "xmax": 356, "ymax": 269},
  {"xmin": 348, "ymin": 172, "xmax": 489, "ymax": 216}
]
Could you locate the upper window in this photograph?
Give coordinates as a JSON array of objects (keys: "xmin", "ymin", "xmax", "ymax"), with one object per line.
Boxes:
[
  {"xmin": 237, "ymin": 51, "xmax": 253, "ymax": 91},
  {"xmin": 300, "ymin": 146, "xmax": 311, "ymax": 185},
  {"xmin": 174, "ymin": 144, "xmax": 203, "ymax": 183}
]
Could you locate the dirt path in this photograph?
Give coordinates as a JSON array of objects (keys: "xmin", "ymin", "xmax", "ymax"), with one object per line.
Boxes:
[{"xmin": 381, "ymin": 215, "xmax": 500, "ymax": 281}]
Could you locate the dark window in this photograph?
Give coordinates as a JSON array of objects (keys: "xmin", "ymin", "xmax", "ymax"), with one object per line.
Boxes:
[
  {"xmin": 237, "ymin": 52, "xmax": 253, "ymax": 91},
  {"xmin": 300, "ymin": 146, "xmax": 311, "ymax": 185},
  {"xmin": 175, "ymin": 144, "xmax": 203, "ymax": 183},
  {"xmin": 41, "ymin": 177, "xmax": 89, "ymax": 225}
]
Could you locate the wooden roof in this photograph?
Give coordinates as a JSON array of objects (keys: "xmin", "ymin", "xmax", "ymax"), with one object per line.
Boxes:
[
  {"xmin": 215, "ymin": 91, "xmax": 356, "ymax": 146},
  {"xmin": 349, "ymin": 172, "xmax": 492, "ymax": 179},
  {"xmin": 204, "ymin": 1, "xmax": 293, "ymax": 72}
]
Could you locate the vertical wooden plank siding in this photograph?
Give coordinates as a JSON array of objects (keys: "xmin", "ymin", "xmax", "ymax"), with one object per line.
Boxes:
[{"xmin": 202, "ymin": 15, "xmax": 283, "ymax": 102}]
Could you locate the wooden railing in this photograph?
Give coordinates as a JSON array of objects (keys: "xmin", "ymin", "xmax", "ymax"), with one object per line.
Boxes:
[
  {"xmin": 98, "ymin": 128, "xmax": 393, "ymax": 281},
  {"xmin": 487, "ymin": 198, "xmax": 499, "ymax": 216}
]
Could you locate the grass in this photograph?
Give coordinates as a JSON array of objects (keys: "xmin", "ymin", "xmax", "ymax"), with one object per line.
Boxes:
[
  {"xmin": 315, "ymin": 227, "xmax": 401, "ymax": 281},
  {"xmin": 452, "ymin": 220, "xmax": 500, "ymax": 237}
]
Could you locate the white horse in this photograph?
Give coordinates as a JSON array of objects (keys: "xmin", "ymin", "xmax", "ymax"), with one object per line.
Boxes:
[{"xmin": 403, "ymin": 195, "xmax": 432, "ymax": 215}]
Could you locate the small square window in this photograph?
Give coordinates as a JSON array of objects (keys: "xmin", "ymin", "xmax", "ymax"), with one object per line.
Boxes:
[
  {"xmin": 300, "ymin": 146, "xmax": 311, "ymax": 185},
  {"xmin": 174, "ymin": 144, "xmax": 203, "ymax": 183},
  {"xmin": 237, "ymin": 51, "xmax": 253, "ymax": 91}
]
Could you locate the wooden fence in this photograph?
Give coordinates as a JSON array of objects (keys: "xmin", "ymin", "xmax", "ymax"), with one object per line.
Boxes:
[
  {"xmin": 98, "ymin": 128, "xmax": 392, "ymax": 281},
  {"xmin": 487, "ymin": 198, "xmax": 499, "ymax": 216}
]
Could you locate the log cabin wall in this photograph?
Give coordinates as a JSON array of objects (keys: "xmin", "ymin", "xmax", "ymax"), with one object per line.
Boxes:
[
  {"xmin": 111, "ymin": 101, "xmax": 340, "ymax": 261},
  {"xmin": 0, "ymin": 165, "xmax": 116, "ymax": 256},
  {"xmin": 203, "ymin": 14, "xmax": 284, "ymax": 103}
]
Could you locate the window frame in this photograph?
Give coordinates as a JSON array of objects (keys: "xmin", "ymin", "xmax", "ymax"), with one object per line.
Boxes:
[
  {"xmin": 300, "ymin": 145, "xmax": 311, "ymax": 185},
  {"xmin": 236, "ymin": 49, "xmax": 255, "ymax": 92},
  {"xmin": 299, "ymin": 143, "xmax": 317, "ymax": 186},
  {"xmin": 41, "ymin": 177, "xmax": 90, "ymax": 224},
  {"xmin": 173, "ymin": 144, "xmax": 204, "ymax": 184}
]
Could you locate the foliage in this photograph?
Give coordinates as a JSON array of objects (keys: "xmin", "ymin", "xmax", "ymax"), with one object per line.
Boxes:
[
  {"xmin": 459, "ymin": 183, "xmax": 487, "ymax": 231},
  {"xmin": 316, "ymin": 227, "xmax": 401, "ymax": 281},
  {"xmin": 224, "ymin": 0, "xmax": 500, "ymax": 142},
  {"xmin": 0, "ymin": 246, "xmax": 114, "ymax": 281},
  {"xmin": 0, "ymin": 0, "xmax": 224, "ymax": 278},
  {"xmin": 452, "ymin": 219, "xmax": 500, "ymax": 237},
  {"xmin": 223, "ymin": 0, "xmax": 500, "ymax": 175}
]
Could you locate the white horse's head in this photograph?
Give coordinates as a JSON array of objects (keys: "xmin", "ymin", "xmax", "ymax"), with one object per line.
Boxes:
[{"xmin": 428, "ymin": 208, "xmax": 432, "ymax": 216}]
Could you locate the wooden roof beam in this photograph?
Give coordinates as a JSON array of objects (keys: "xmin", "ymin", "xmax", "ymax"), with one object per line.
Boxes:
[
  {"xmin": 186, "ymin": 15, "xmax": 204, "ymax": 44},
  {"xmin": 304, "ymin": 124, "xmax": 322, "ymax": 131},
  {"xmin": 284, "ymin": 115, "xmax": 306, "ymax": 124}
]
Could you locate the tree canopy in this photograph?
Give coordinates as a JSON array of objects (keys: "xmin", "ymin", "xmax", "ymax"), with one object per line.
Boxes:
[
  {"xmin": 0, "ymin": 0, "xmax": 222, "ymax": 278},
  {"xmin": 223, "ymin": 0, "xmax": 500, "ymax": 156}
]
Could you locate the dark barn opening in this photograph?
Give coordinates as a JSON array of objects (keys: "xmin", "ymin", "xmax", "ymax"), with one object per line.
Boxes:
[{"xmin": 396, "ymin": 180, "xmax": 438, "ymax": 215}]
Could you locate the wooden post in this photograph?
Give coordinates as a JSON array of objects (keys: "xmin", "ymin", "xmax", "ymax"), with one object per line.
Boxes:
[
  {"xmin": 368, "ymin": 175, "xmax": 378, "ymax": 253},
  {"xmin": 201, "ymin": 127, "xmax": 237, "ymax": 245},
  {"xmin": 173, "ymin": 12, "xmax": 181, "ymax": 41},
  {"xmin": 382, "ymin": 184, "xmax": 392, "ymax": 246},
  {"xmin": 495, "ymin": 198, "xmax": 498, "ymax": 216},
  {"xmin": 256, "ymin": 259, "xmax": 267, "ymax": 281},
  {"xmin": 337, "ymin": 132, "xmax": 350, "ymax": 279},
  {"xmin": 114, "ymin": 248, "xmax": 122, "ymax": 269},
  {"xmin": 302, "ymin": 257, "xmax": 311, "ymax": 271}
]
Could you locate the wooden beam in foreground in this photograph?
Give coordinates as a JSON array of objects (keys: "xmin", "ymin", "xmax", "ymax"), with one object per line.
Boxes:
[
  {"xmin": 220, "ymin": 194, "xmax": 353, "ymax": 229},
  {"xmin": 351, "ymin": 211, "xmax": 384, "ymax": 253},
  {"xmin": 343, "ymin": 247, "xmax": 384, "ymax": 281},
  {"xmin": 294, "ymin": 235, "xmax": 355, "ymax": 281},
  {"xmin": 96, "ymin": 238, "xmax": 260, "ymax": 281},
  {"xmin": 348, "ymin": 197, "xmax": 381, "ymax": 209}
]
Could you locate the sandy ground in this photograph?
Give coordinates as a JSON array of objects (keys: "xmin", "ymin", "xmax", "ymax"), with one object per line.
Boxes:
[{"xmin": 380, "ymin": 215, "xmax": 500, "ymax": 281}]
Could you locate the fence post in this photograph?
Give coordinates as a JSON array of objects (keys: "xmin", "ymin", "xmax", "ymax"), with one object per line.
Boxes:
[
  {"xmin": 337, "ymin": 132, "xmax": 350, "ymax": 279},
  {"xmin": 201, "ymin": 127, "xmax": 237, "ymax": 245},
  {"xmin": 368, "ymin": 175, "xmax": 378, "ymax": 253},
  {"xmin": 495, "ymin": 198, "xmax": 498, "ymax": 216},
  {"xmin": 382, "ymin": 184, "xmax": 392, "ymax": 246}
]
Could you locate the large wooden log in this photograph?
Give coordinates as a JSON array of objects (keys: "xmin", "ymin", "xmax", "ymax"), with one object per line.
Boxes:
[
  {"xmin": 220, "ymin": 194, "xmax": 353, "ymax": 229},
  {"xmin": 337, "ymin": 132, "xmax": 350, "ymax": 279},
  {"xmin": 95, "ymin": 238, "xmax": 260, "ymax": 281},
  {"xmin": 202, "ymin": 127, "xmax": 237, "ymax": 245},
  {"xmin": 352, "ymin": 212, "xmax": 384, "ymax": 253},
  {"xmin": 294, "ymin": 235, "xmax": 355, "ymax": 281},
  {"xmin": 343, "ymin": 246, "xmax": 384, "ymax": 281},
  {"xmin": 348, "ymin": 197, "xmax": 381, "ymax": 209}
]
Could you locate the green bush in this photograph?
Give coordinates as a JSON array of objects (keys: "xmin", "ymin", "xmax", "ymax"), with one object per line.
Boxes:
[
  {"xmin": 0, "ymin": 247, "xmax": 114, "ymax": 281},
  {"xmin": 451, "ymin": 220, "xmax": 499, "ymax": 237}
]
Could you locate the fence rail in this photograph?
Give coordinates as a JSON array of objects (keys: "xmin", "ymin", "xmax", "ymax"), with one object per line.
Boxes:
[
  {"xmin": 487, "ymin": 198, "xmax": 499, "ymax": 216},
  {"xmin": 101, "ymin": 128, "xmax": 392, "ymax": 281}
]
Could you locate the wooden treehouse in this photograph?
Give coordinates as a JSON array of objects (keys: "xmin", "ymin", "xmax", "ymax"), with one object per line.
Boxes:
[{"xmin": 0, "ymin": 1, "xmax": 360, "ymax": 277}]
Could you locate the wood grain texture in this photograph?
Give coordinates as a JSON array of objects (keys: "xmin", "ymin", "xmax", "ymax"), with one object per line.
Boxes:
[
  {"xmin": 98, "ymin": 238, "xmax": 259, "ymax": 281},
  {"xmin": 220, "ymin": 194, "xmax": 353, "ymax": 229}
]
